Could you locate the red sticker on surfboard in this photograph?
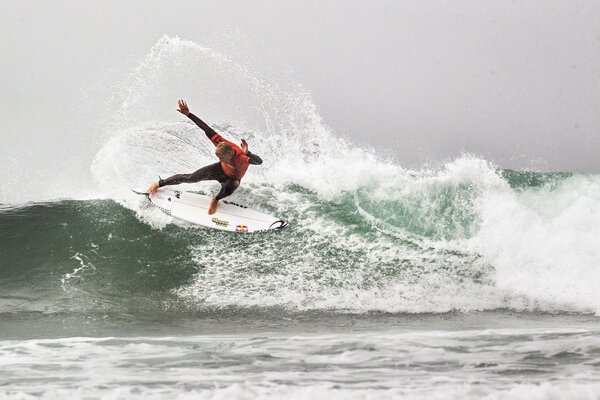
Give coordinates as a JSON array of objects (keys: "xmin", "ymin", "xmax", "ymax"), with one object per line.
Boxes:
[{"xmin": 235, "ymin": 224, "xmax": 249, "ymax": 233}]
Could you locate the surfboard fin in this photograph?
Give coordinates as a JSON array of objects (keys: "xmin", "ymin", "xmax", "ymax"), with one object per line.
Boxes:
[{"xmin": 268, "ymin": 220, "xmax": 288, "ymax": 230}]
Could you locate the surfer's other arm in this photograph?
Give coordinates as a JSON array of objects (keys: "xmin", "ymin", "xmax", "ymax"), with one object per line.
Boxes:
[{"xmin": 240, "ymin": 138, "xmax": 263, "ymax": 165}]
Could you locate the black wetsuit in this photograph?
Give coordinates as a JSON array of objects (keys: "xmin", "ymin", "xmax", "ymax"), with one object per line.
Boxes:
[{"xmin": 158, "ymin": 113, "xmax": 262, "ymax": 200}]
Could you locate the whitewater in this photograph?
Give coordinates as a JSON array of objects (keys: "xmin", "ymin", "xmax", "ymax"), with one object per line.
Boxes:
[{"xmin": 1, "ymin": 36, "xmax": 600, "ymax": 399}]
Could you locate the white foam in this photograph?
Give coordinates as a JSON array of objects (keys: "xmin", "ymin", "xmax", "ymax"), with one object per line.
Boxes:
[
  {"xmin": 2, "ymin": 330, "xmax": 600, "ymax": 399},
  {"xmin": 470, "ymin": 174, "xmax": 600, "ymax": 313}
]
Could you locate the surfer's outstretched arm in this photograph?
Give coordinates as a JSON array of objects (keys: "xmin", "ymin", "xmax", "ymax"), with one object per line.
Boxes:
[
  {"xmin": 177, "ymin": 99, "xmax": 218, "ymax": 140},
  {"xmin": 187, "ymin": 113, "xmax": 218, "ymax": 140},
  {"xmin": 178, "ymin": 100, "xmax": 263, "ymax": 163}
]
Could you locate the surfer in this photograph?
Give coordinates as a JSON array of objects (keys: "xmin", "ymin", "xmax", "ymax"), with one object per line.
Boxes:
[{"xmin": 147, "ymin": 100, "xmax": 262, "ymax": 214}]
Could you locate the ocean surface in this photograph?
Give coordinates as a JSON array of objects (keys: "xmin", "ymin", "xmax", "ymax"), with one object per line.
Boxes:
[{"xmin": 2, "ymin": 36, "xmax": 600, "ymax": 399}]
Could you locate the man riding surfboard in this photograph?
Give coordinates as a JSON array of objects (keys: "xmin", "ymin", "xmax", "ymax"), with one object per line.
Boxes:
[{"xmin": 147, "ymin": 100, "xmax": 262, "ymax": 214}]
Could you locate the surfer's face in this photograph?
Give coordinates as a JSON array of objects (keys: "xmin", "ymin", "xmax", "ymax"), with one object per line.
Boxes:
[{"xmin": 217, "ymin": 151, "xmax": 235, "ymax": 163}]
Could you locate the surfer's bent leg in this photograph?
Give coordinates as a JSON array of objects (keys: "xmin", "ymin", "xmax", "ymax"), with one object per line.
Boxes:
[
  {"xmin": 159, "ymin": 163, "xmax": 225, "ymax": 187},
  {"xmin": 215, "ymin": 179, "xmax": 240, "ymax": 201}
]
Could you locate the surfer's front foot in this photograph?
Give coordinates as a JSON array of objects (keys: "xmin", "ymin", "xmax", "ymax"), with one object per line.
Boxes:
[
  {"xmin": 208, "ymin": 197, "xmax": 218, "ymax": 214},
  {"xmin": 147, "ymin": 181, "xmax": 160, "ymax": 194}
]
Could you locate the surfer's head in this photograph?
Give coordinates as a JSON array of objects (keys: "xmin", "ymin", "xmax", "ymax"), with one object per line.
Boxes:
[{"xmin": 215, "ymin": 142, "xmax": 235, "ymax": 162}]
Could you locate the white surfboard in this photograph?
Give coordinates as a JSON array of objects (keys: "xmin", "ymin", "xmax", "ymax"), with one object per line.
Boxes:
[{"xmin": 133, "ymin": 188, "xmax": 287, "ymax": 233}]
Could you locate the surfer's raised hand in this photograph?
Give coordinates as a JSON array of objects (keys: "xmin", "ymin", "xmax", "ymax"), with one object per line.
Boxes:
[
  {"xmin": 177, "ymin": 99, "xmax": 190, "ymax": 116},
  {"xmin": 147, "ymin": 181, "xmax": 160, "ymax": 194},
  {"xmin": 240, "ymin": 139, "xmax": 249, "ymax": 154}
]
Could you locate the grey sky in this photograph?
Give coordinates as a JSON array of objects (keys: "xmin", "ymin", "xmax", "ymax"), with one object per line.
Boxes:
[{"xmin": 1, "ymin": 0, "xmax": 599, "ymax": 173}]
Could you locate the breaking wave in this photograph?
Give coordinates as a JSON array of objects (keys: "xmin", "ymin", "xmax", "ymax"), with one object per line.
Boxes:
[{"xmin": 2, "ymin": 36, "xmax": 599, "ymax": 317}]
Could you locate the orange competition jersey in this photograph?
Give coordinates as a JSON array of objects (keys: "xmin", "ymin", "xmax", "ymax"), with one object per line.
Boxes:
[{"xmin": 209, "ymin": 133, "xmax": 250, "ymax": 180}]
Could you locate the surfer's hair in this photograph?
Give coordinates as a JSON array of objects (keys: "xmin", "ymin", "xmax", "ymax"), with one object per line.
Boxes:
[{"xmin": 215, "ymin": 142, "xmax": 234, "ymax": 158}]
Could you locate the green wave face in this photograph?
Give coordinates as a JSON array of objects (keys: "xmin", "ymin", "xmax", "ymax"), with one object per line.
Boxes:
[
  {"xmin": 2, "ymin": 167, "xmax": 599, "ymax": 319},
  {"xmin": 0, "ymin": 200, "xmax": 200, "ymax": 317}
]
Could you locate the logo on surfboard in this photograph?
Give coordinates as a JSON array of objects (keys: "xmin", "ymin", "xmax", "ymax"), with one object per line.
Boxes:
[
  {"xmin": 211, "ymin": 217, "xmax": 229, "ymax": 227},
  {"xmin": 235, "ymin": 224, "xmax": 249, "ymax": 233}
]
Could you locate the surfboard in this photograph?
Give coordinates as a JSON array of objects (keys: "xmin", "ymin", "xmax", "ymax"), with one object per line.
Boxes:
[{"xmin": 132, "ymin": 188, "xmax": 287, "ymax": 233}]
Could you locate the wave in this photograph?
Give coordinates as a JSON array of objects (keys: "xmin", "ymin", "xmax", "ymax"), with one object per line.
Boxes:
[
  {"xmin": 1, "ymin": 36, "xmax": 599, "ymax": 317},
  {"xmin": 1, "ymin": 163, "xmax": 599, "ymax": 316}
]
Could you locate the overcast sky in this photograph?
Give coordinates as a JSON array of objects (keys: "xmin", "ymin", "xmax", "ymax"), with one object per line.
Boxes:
[{"xmin": 1, "ymin": 0, "xmax": 599, "ymax": 172}]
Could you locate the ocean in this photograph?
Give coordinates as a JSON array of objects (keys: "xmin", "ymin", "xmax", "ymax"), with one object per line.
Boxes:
[{"xmin": 1, "ymin": 36, "xmax": 600, "ymax": 399}]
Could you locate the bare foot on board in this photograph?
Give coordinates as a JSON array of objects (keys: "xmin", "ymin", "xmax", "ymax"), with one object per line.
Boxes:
[
  {"xmin": 208, "ymin": 197, "xmax": 218, "ymax": 214},
  {"xmin": 147, "ymin": 181, "xmax": 160, "ymax": 194}
]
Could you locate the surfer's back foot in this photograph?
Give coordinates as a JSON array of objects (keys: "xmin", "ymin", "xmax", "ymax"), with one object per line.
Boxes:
[
  {"xmin": 148, "ymin": 181, "xmax": 160, "ymax": 194},
  {"xmin": 208, "ymin": 197, "xmax": 218, "ymax": 214}
]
